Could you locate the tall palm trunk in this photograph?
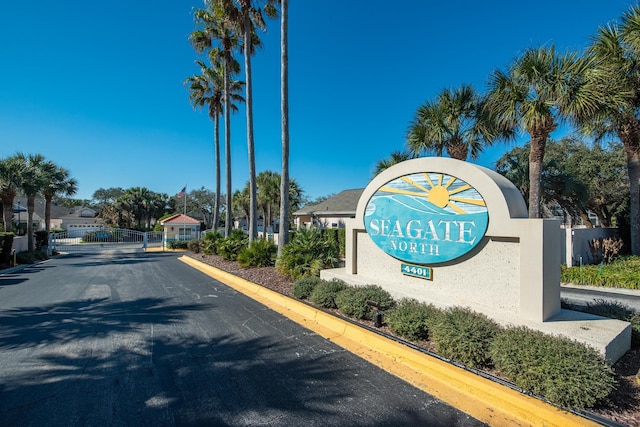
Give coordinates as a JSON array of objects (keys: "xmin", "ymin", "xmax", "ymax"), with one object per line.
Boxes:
[
  {"xmin": 619, "ymin": 121, "xmax": 640, "ymax": 254},
  {"xmin": 528, "ymin": 134, "xmax": 548, "ymax": 219},
  {"xmin": 2, "ymin": 194, "xmax": 14, "ymax": 232},
  {"xmin": 278, "ymin": 0, "xmax": 290, "ymax": 257},
  {"xmin": 242, "ymin": 11, "xmax": 258, "ymax": 243},
  {"xmin": 224, "ymin": 59, "xmax": 233, "ymax": 237},
  {"xmin": 44, "ymin": 195, "xmax": 52, "ymax": 234},
  {"xmin": 627, "ymin": 153, "xmax": 640, "ymax": 254},
  {"xmin": 213, "ymin": 109, "xmax": 221, "ymax": 230},
  {"xmin": 26, "ymin": 194, "xmax": 35, "ymax": 251}
]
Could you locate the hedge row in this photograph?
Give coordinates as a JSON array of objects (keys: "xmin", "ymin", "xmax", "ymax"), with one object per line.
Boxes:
[{"xmin": 292, "ymin": 277, "xmax": 618, "ymax": 410}]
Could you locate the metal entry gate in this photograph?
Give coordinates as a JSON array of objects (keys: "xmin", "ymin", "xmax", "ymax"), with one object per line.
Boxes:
[{"xmin": 49, "ymin": 229, "xmax": 164, "ymax": 253}]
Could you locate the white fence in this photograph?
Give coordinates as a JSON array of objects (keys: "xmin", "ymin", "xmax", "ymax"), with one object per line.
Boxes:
[{"xmin": 561, "ymin": 226, "xmax": 619, "ymax": 267}]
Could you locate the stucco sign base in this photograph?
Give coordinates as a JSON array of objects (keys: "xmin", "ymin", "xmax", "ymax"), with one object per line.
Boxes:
[{"xmin": 332, "ymin": 157, "xmax": 630, "ymax": 363}]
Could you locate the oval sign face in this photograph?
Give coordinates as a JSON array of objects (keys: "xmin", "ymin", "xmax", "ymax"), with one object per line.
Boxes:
[{"xmin": 364, "ymin": 172, "xmax": 489, "ymax": 264}]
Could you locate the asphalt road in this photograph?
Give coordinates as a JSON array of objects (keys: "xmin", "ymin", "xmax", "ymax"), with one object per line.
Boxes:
[
  {"xmin": 0, "ymin": 251, "xmax": 484, "ymax": 427},
  {"xmin": 561, "ymin": 285, "xmax": 640, "ymax": 312}
]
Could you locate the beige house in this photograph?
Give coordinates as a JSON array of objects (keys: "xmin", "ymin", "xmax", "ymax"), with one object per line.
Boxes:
[
  {"xmin": 293, "ymin": 189, "xmax": 364, "ymax": 229},
  {"xmin": 11, "ymin": 196, "xmax": 88, "ymax": 232},
  {"xmin": 160, "ymin": 214, "xmax": 201, "ymax": 241},
  {"xmin": 60, "ymin": 207, "xmax": 106, "ymax": 236}
]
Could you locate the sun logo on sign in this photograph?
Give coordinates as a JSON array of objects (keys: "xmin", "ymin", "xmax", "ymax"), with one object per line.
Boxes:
[{"xmin": 378, "ymin": 173, "xmax": 486, "ymax": 214}]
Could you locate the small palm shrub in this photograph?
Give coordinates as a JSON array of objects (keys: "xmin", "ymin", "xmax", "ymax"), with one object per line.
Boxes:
[
  {"xmin": 386, "ymin": 299, "xmax": 442, "ymax": 341},
  {"xmin": 276, "ymin": 227, "xmax": 340, "ymax": 279},
  {"xmin": 309, "ymin": 279, "xmax": 348, "ymax": 309},
  {"xmin": 490, "ymin": 326, "xmax": 616, "ymax": 409},
  {"xmin": 430, "ymin": 307, "xmax": 499, "ymax": 369},
  {"xmin": 292, "ymin": 276, "xmax": 324, "ymax": 300},
  {"xmin": 335, "ymin": 285, "xmax": 394, "ymax": 320},
  {"xmin": 237, "ymin": 239, "xmax": 277, "ymax": 268},
  {"xmin": 203, "ymin": 230, "xmax": 223, "ymax": 255},
  {"xmin": 167, "ymin": 240, "xmax": 189, "ymax": 249},
  {"xmin": 187, "ymin": 239, "xmax": 202, "ymax": 253},
  {"xmin": 216, "ymin": 229, "xmax": 248, "ymax": 261}
]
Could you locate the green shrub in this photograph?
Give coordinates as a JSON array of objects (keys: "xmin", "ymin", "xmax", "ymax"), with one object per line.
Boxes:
[
  {"xmin": 323, "ymin": 228, "xmax": 341, "ymax": 257},
  {"xmin": 335, "ymin": 285, "xmax": 394, "ymax": 320},
  {"xmin": 188, "ymin": 239, "xmax": 203, "ymax": 253},
  {"xmin": 0, "ymin": 232, "xmax": 14, "ymax": 265},
  {"xmin": 292, "ymin": 276, "xmax": 324, "ymax": 300},
  {"xmin": 430, "ymin": 307, "xmax": 499, "ymax": 369},
  {"xmin": 35, "ymin": 231, "xmax": 49, "ymax": 249},
  {"xmin": 216, "ymin": 229, "xmax": 248, "ymax": 261},
  {"xmin": 203, "ymin": 230, "xmax": 223, "ymax": 255},
  {"xmin": 490, "ymin": 326, "xmax": 616, "ymax": 409},
  {"xmin": 276, "ymin": 227, "xmax": 340, "ymax": 279},
  {"xmin": 237, "ymin": 239, "xmax": 277, "ymax": 268},
  {"xmin": 16, "ymin": 250, "xmax": 48, "ymax": 265},
  {"xmin": 386, "ymin": 298, "xmax": 442, "ymax": 341},
  {"xmin": 561, "ymin": 256, "xmax": 640, "ymax": 289},
  {"xmin": 309, "ymin": 279, "xmax": 348, "ymax": 309},
  {"xmin": 167, "ymin": 240, "xmax": 189, "ymax": 249}
]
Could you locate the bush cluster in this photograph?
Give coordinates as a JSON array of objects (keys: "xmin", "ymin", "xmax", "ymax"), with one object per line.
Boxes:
[
  {"xmin": 238, "ymin": 239, "xmax": 277, "ymax": 268},
  {"xmin": 335, "ymin": 285, "xmax": 394, "ymax": 320},
  {"xmin": 203, "ymin": 231, "xmax": 223, "ymax": 255},
  {"xmin": 288, "ymin": 274, "xmax": 617, "ymax": 409},
  {"xmin": 431, "ymin": 307, "xmax": 500, "ymax": 369},
  {"xmin": 187, "ymin": 240, "xmax": 202, "ymax": 253},
  {"xmin": 291, "ymin": 276, "xmax": 323, "ymax": 299},
  {"xmin": 385, "ymin": 298, "xmax": 440, "ymax": 341},
  {"xmin": 491, "ymin": 326, "xmax": 616, "ymax": 409},
  {"xmin": 561, "ymin": 256, "xmax": 640, "ymax": 289},
  {"xmin": 216, "ymin": 229, "xmax": 248, "ymax": 261},
  {"xmin": 167, "ymin": 240, "xmax": 189, "ymax": 249},
  {"xmin": 309, "ymin": 279, "xmax": 348, "ymax": 308},
  {"xmin": 276, "ymin": 227, "xmax": 339, "ymax": 279},
  {"xmin": 16, "ymin": 250, "xmax": 48, "ymax": 265}
]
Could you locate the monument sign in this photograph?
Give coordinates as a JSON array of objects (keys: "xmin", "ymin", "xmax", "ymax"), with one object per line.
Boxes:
[{"xmin": 320, "ymin": 157, "xmax": 630, "ymax": 362}]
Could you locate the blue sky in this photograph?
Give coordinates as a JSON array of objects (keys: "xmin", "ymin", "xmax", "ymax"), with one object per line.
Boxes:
[{"xmin": 0, "ymin": 1, "xmax": 634, "ymax": 202}]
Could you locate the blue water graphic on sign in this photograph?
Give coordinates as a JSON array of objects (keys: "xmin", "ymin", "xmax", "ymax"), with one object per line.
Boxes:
[{"xmin": 364, "ymin": 172, "xmax": 488, "ymax": 264}]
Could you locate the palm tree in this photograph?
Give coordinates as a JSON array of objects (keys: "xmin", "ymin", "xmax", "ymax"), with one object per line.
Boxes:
[
  {"xmin": 257, "ymin": 170, "xmax": 280, "ymax": 239},
  {"xmin": 278, "ymin": 0, "xmax": 290, "ymax": 257},
  {"xmin": 373, "ymin": 151, "xmax": 415, "ymax": 176},
  {"xmin": 217, "ymin": 0, "xmax": 278, "ymax": 242},
  {"xmin": 0, "ymin": 154, "xmax": 27, "ymax": 232},
  {"xmin": 185, "ymin": 59, "xmax": 225, "ymax": 231},
  {"xmin": 20, "ymin": 153, "xmax": 53, "ymax": 251},
  {"xmin": 484, "ymin": 46, "xmax": 599, "ymax": 218},
  {"xmin": 572, "ymin": 6, "xmax": 640, "ymax": 254},
  {"xmin": 407, "ymin": 85, "xmax": 497, "ymax": 161},
  {"xmin": 191, "ymin": 3, "xmax": 244, "ymax": 237},
  {"xmin": 232, "ymin": 185, "xmax": 251, "ymax": 228},
  {"xmin": 42, "ymin": 164, "xmax": 78, "ymax": 234}
]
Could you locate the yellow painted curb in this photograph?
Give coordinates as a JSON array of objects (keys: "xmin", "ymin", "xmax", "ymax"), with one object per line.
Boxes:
[{"xmin": 179, "ymin": 256, "xmax": 600, "ymax": 427}]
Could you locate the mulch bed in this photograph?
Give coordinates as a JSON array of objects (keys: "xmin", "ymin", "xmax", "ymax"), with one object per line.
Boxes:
[{"xmin": 189, "ymin": 253, "xmax": 640, "ymax": 425}]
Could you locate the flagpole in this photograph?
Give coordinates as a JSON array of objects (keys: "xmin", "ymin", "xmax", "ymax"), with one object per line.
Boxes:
[{"xmin": 183, "ymin": 185, "xmax": 187, "ymax": 240}]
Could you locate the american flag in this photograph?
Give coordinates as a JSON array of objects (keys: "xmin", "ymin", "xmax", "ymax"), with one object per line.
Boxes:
[{"xmin": 176, "ymin": 186, "xmax": 186, "ymax": 198}]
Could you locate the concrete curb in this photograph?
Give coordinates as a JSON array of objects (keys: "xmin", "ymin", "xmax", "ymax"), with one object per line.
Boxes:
[{"xmin": 179, "ymin": 255, "xmax": 601, "ymax": 427}]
